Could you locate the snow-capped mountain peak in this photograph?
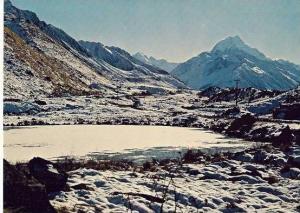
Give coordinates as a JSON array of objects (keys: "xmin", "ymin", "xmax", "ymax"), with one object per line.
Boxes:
[
  {"xmin": 212, "ymin": 36, "xmax": 244, "ymax": 51},
  {"xmin": 172, "ymin": 36, "xmax": 300, "ymax": 91},
  {"xmin": 212, "ymin": 36, "xmax": 267, "ymax": 60}
]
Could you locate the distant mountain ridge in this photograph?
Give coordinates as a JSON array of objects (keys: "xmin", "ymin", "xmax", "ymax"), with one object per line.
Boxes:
[
  {"xmin": 133, "ymin": 52, "xmax": 179, "ymax": 72},
  {"xmin": 172, "ymin": 36, "xmax": 300, "ymax": 91},
  {"xmin": 78, "ymin": 41, "xmax": 169, "ymax": 74}
]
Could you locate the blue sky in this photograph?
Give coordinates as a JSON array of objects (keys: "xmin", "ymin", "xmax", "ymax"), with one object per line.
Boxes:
[{"xmin": 11, "ymin": 0, "xmax": 300, "ymax": 64}]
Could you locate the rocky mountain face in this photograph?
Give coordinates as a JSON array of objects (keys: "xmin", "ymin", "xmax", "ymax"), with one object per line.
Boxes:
[
  {"xmin": 133, "ymin": 52, "xmax": 179, "ymax": 72},
  {"xmin": 4, "ymin": 0, "xmax": 185, "ymax": 99},
  {"xmin": 172, "ymin": 36, "xmax": 300, "ymax": 91},
  {"xmin": 78, "ymin": 41, "xmax": 170, "ymax": 75}
]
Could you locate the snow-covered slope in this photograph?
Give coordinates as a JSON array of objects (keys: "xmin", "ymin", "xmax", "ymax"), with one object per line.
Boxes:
[
  {"xmin": 79, "ymin": 41, "xmax": 172, "ymax": 75},
  {"xmin": 133, "ymin": 52, "xmax": 179, "ymax": 72},
  {"xmin": 78, "ymin": 40, "xmax": 135, "ymax": 71},
  {"xmin": 172, "ymin": 36, "xmax": 300, "ymax": 91},
  {"xmin": 4, "ymin": 0, "xmax": 185, "ymax": 99}
]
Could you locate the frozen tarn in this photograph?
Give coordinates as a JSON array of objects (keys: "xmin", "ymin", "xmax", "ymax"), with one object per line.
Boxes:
[{"xmin": 4, "ymin": 125, "xmax": 254, "ymax": 163}]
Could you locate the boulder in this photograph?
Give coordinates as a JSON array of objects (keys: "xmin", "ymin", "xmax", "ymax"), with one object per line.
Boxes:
[
  {"xmin": 273, "ymin": 103, "xmax": 300, "ymax": 120},
  {"xmin": 248, "ymin": 126, "xmax": 271, "ymax": 141},
  {"xmin": 281, "ymin": 167, "xmax": 300, "ymax": 179},
  {"xmin": 132, "ymin": 98, "xmax": 142, "ymax": 109},
  {"xmin": 253, "ymin": 150, "xmax": 268, "ymax": 163},
  {"xmin": 232, "ymin": 151, "xmax": 253, "ymax": 163},
  {"xmin": 28, "ymin": 157, "xmax": 68, "ymax": 193},
  {"xmin": 272, "ymin": 126, "xmax": 295, "ymax": 149},
  {"xmin": 34, "ymin": 100, "xmax": 47, "ymax": 105},
  {"xmin": 226, "ymin": 113, "xmax": 257, "ymax": 136},
  {"xmin": 89, "ymin": 82, "xmax": 102, "ymax": 90},
  {"xmin": 210, "ymin": 120, "xmax": 228, "ymax": 133},
  {"xmin": 188, "ymin": 169, "xmax": 200, "ymax": 176},
  {"xmin": 287, "ymin": 156, "xmax": 300, "ymax": 168},
  {"xmin": 293, "ymin": 130, "xmax": 300, "ymax": 145},
  {"xmin": 266, "ymin": 155, "xmax": 286, "ymax": 166},
  {"xmin": 221, "ymin": 107, "xmax": 240, "ymax": 117},
  {"xmin": 4, "ymin": 160, "xmax": 55, "ymax": 213}
]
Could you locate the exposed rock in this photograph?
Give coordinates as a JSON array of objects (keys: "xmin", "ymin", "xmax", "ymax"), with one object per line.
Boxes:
[
  {"xmin": 266, "ymin": 155, "xmax": 286, "ymax": 166},
  {"xmin": 183, "ymin": 150, "xmax": 204, "ymax": 163},
  {"xmin": 287, "ymin": 156, "xmax": 300, "ymax": 168},
  {"xmin": 34, "ymin": 100, "xmax": 47, "ymax": 105},
  {"xmin": 4, "ymin": 102, "xmax": 41, "ymax": 115},
  {"xmin": 226, "ymin": 113, "xmax": 257, "ymax": 136},
  {"xmin": 28, "ymin": 157, "xmax": 68, "ymax": 193},
  {"xmin": 272, "ymin": 126, "xmax": 295, "ymax": 149},
  {"xmin": 232, "ymin": 151, "xmax": 253, "ymax": 162},
  {"xmin": 4, "ymin": 160, "xmax": 55, "ymax": 213},
  {"xmin": 71, "ymin": 183, "xmax": 94, "ymax": 191},
  {"xmin": 248, "ymin": 126, "xmax": 271, "ymax": 141},
  {"xmin": 229, "ymin": 174, "xmax": 264, "ymax": 184},
  {"xmin": 201, "ymin": 171, "xmax": 228, "ymax": 181},
  {"xmin": 273, "ymin": 103, "xmax": 300, "ymax": 120},
  {"xmin": 221, "ymin": 107, "xmax": 240, "ymax": 117},
  {"xmin": 293, "ymin": 130, "xmax": 300, "ymax": 145},
  {"xmin": 281, "ymin": 167, "xmax": 300, "ymax": 179},
  {"xmin": 253, "ymin": 150, "xmax": 268, "ymax": 163},
  {"xmin": 198, "ymin": 86, "xmax": 221, "ymax": 98},
  {"xmin": 210, "ymin": 120, "xmax": 228, "ymax": 133},
  {"xmin": 89, "ymin": 82, "xmax": 102, "ymax": 90},
  {"xmin": 187, "ymin": 169, "xmax": 200, "ymax": 176},
  {"xmin": 132, "ymin": 98, "xmax": 142, "ymax": 109}
]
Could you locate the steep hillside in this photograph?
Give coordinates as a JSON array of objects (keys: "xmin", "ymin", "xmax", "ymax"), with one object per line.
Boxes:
[
  {"xmin": 4, "ymin": 0, "xmax": 185, "ymax": 99},
  {"xmin": 4, "ymin": 27, "xmax": 99, "ymax": 99}
]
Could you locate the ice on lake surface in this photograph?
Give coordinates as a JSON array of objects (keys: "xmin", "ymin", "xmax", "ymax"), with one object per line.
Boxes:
[{"xmin": 4, "ymin": 125, "xmax": 256, "ymax": 163}]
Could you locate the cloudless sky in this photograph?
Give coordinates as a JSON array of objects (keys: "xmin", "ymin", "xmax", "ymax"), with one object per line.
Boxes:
[{"xmin": 11, "ymin": 0, "xmax": 300, "ymax": 64}]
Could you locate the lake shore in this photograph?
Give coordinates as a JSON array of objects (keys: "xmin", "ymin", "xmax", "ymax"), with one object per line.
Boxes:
[
  {"xmin": 3, "ymin": 92, "xmax": 300, "ymax": 212},
  {"xmin": 4, "ymin": 144, "xmax": 300, "ymax": 212}
]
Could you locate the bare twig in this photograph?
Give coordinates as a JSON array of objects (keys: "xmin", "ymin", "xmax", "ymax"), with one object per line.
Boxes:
[{"xmin": 112, "ymin": 191, "xmax": 164, "ymax": 203}]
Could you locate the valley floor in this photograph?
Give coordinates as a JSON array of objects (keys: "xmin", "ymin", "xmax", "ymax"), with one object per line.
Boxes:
[
  {"xmin": 3, "ymin": 90, "xmax": 300, "ymax": 213},
  {"xmin": 4, "ymin": 91, "xmax": 300, "ymax": 130},
  {"xmin": 4, "ymin": 91, "xmax": 300, "ymax": 148}
]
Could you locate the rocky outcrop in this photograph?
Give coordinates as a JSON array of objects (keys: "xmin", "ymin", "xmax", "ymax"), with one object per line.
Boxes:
[
  {"xmin": 28, "ymin": 157, "xmax": 68, "ymax": 193},
  {"xmin": 273, "ymin": 103, "xmax": 300, "ymax": 120},
  {"xmin": 221, "ymin": 107, "xmax": 240, "ymax": 117},
  {"xmin": 4, "ymin": 159, "xmax": 55, "ymax": 213},
  {"xmin": 281, "ymin": 167, "xmax": 300, "ymax": 179},
  {"xmin": 226, "ymin": 113, "xmax": 257, "ymax": 137},
  {"xmin": 272, "ymin": 126, "xmax": 295, "ymax": 150}
]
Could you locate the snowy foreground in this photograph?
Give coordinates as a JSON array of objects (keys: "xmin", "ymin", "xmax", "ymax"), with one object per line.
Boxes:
[{"xmin": 50, "ymin": 147, "xmax": 300, "ymax": 213}]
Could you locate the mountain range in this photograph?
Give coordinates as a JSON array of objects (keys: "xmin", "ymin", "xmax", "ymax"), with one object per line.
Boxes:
[
  {"xmin": 132, "ymin": 52, "xmax": 179, "ymax": 73},
  {"xmin": 4, "ymin": 0, "xmax": 300, "ymax": 96},
  {"xmin": 172, "ymin": 36, "xmax": 300, "ymax": 91},
  {"xmin": 4, "ymin": 0, "xmax": 185, "ymax": 99}
]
